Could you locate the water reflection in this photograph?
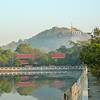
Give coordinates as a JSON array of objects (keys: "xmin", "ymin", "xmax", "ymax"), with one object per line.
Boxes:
[{"xmin": 0, "ymin": 71, "xmax": 82, "ymax": 100}]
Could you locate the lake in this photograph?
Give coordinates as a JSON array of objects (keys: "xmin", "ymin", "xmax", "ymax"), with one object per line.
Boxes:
[{"xmin": 0, "ymin": 71, "xmax": 82, "ymax": 100}]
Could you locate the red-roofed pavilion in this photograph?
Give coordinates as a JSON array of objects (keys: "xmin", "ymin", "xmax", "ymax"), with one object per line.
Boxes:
[
  {"xmin": 17, "ymin": 54, "xmax": 36, "ymax": 59},
  {"xmin": 52, "ymin": 53, "xmax": 66, "ymax": 61},
  {"xmin": 17, "ymin": 54, "xmax": 37, "ymax": 67}
]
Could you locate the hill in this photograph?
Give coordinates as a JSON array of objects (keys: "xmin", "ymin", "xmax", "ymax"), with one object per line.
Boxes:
[{"xmin": 1, "ymin": 26, "xmax": 90, "ymax": 52}]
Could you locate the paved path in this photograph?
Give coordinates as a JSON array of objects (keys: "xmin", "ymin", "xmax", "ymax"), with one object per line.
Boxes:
[
  {"xmin": 82, "ymin": 73, "xmax": 88, "ymax": 100},
  {"xmin": 88, "ymin": 72, "xmax": 100, "ymax": 100}
]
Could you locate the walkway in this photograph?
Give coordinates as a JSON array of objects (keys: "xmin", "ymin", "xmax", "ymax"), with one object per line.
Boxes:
[{"xmin": 88, "ymin": 72, "xmax": 100, "ymax": 100}]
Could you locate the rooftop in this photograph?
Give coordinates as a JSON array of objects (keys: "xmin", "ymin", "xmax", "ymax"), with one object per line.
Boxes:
[
  {"xmin": 17, "ymin": 54, "xmax": 36, "ymax": 59},
  {"xmin": 52, "ymin": 53, "xmax": 66, "ymax": 58}
]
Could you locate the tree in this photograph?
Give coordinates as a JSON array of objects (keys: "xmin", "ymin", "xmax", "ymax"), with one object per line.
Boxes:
[
  {"xmin": 28, "ymin": 58, "xmax": 34, "ymax": 65},
  {"xmin": 79, "ymin": 44, "xmax": 100, "ymax": 68},
  {"xmin": 56, "ymin": 45, "xmax": 67, "ymax": 53},
  {"xmin": 79, "ymin": 28, "xmax": 100, "ymax": 80},
  {"xmin": 2, "ymin": 49, "xmax": 12, "ymax": 58},
  {"xmin": 13, "ymin": 52, "xmax": 18, "ymax": 60},
  {"xmin": 38, "ymin": 59, "xmax": 47, "ymax": 66},
  {"xmin": 90, "ymin": 28, "xmax": 100, "ymax": 44},
  {"xmin": 47, "ymin": 58, "xmax": 55, "ymax": 65},
  {"xmin": 15, "ymin": 43, "xmax": 34, "ymax": 54},
  {"xmin": 2, "ymin": 54, "xmax": 8, "ymax": 67},
  {"xmin": 0, "ymin": 57, "xmax": 3, "ymax": 66},
  {"xmin": 33, "ymin": 48, "xmax": 48, "ymax": 62},
  {"xmin": 13, "ymin": 59, "xmax": 22, "ymax": 67},
  {"xmin": 0, "ymin": 47, "xmax": 3, "ymax": 56}
]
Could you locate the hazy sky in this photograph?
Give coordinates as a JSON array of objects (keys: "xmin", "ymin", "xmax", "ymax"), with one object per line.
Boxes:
[{"xmin": 0, "ymin": 0, "xmax": 100, "ymax": 46}]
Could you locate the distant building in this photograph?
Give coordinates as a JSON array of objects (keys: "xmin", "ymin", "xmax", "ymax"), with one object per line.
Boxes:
[
  {"xmin": 69, "ymin": 24, "xmax": 81, "ymax": 35},
  {"xmin": 17, "ymin": 54, "xmax": 37, "ymax": 67},
  {"xmin": 52, "ymin": 53, "xmax": 66, "ymax": 61}
]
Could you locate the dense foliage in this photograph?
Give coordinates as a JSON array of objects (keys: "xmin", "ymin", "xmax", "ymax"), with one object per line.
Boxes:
[
  {"xmin": 13, "ymin": 59, "xmax": 22, "ymax": 67},
  {"xmin": 0, "ymin": 41, "xmax": 83, "ymax": 67},
  {"xmin": 79, "ymin": 28, "xmax": 100, "ymax": 80},
  {"xmin": 0, "ymin": 48, "xmax": 13, "ymax": 67},
  {"xmin": 28, "ymin": 58, "xmax": 34, "ymax": 65}
]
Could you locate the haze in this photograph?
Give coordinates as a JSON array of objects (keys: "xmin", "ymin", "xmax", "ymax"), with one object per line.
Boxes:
[{"xmin": 0, "ymin": 0, "xmax": 100, "ymax": 46}]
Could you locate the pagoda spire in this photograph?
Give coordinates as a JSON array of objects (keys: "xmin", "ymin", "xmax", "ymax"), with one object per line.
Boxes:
[
  {"xmin": 71, "ymin": 23, "xmax": 73, "ymax": 31},
  {"xmin": 69, "ymin": 23, "xmax": 75, "ymax": 32}
]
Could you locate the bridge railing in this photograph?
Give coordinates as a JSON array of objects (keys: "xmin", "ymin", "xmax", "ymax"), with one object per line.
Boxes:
[{"xmin": 0, "ymin": 65, "xmax": 85, "ymax": 71}]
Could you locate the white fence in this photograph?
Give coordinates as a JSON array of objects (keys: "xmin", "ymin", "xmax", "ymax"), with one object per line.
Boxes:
[{"xmin": 0, "ymin": 65, "xmax": 85, "ymax": 71}]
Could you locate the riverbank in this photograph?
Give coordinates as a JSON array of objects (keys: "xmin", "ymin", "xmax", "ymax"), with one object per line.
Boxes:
[{"xmin": 88, "ymin": 72, "xmax": 100, "ymax": 100}]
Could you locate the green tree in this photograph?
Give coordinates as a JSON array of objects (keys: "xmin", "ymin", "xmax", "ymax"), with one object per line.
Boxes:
[
  {"xmin": 90, "ymin": 28, "xmax": 100, "ymax": 44},
  {"xmin": 56, "ymin": 45, "xmax": 67, "ymax": 53},
  {"xmin": 2, "ymin": 49, "xmax": 12, "ymax": 58},
  {"xmin": 2, "ymin": 54, "xmax": 8, "ymax": 67},
  {"xmin": 28, "ymin": 58, "xmax": 34, "ymax": 65},
  {"xmin": 47, "ymin": 58, "xmax": 55, "ymax": 65},
  {"xmin": 91, "ymin": 69, "xmax": 100, "ymax": 80},
  {"xmin": 0, "ymin": 47, "xmax": 3, "ymax": 56},
  {"xmin": 33, "ymin": 48, "xmax": 48, "ymax": 62},
  {"xmin": 0, "ymin": 57, "xmax": 3, "ymax": 66},
  {"xmin": 79, "ymin": 28, "xmax": 100, "ymax": 80},
  {"xmin": 13, "ymin": 59, "xmax": 22, "ymax": 67},
  {"xmin": 38, "ymin": 59, "xmax": 47, "ymax": 66},
  {"xmin": 15, "ymin": 43, "xmax": 34, "ymax": 54},
  {"xmin": 79, "ymin": 44, "xmax": 100, "ymax": 68}
]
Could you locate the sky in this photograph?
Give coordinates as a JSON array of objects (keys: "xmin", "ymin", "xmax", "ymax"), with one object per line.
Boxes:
[{"xmin": 0, "ymin": 0, "xmax": 100, "ymax": 46}]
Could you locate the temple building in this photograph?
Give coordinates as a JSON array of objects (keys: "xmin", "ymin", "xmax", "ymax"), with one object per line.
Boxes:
[
  {"xmin": 17, "ymin": 54, "xmax": 38, "ymax": 67},
  {"xmin": 52, "ymin": 53, "xmax": 66, "ymax": 61},
  {"xmin": 69, "ymin": 24, "xmax": 81, "ymax": 35}
]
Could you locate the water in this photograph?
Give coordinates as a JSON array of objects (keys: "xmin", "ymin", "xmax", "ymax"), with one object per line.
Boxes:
[{"xmin": 0, "ymin": 71, "xmax": 82, "ymax": 100}]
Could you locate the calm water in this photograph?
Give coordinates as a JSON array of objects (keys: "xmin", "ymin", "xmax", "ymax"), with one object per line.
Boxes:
[{"xmin": 0, "ymin": 71, "xmax": 82, "ymax": 100}]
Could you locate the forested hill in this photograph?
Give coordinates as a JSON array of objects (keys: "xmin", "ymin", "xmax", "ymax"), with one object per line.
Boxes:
[{"xmin": 1, "ymin": 26, "xmax": 90, "ymax": 52}]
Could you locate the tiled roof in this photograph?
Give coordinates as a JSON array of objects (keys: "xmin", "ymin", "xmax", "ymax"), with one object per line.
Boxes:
[
  {"xmin": 20, "ymin": 60, "xmax": 38, "ymax": 64},
  {"xmin": 17, "ymin": 54, "xmax": 36, "ymax": 59},
  {"xmin": 20, "ymin": 60, "xmax": 28, "ymax": 64},
  {"xmin": 52, "ymin": 53, "xmax": 66, "ymax": 58}
]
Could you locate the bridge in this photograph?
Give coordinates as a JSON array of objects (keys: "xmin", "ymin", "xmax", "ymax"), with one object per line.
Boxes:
[{"xmin": 0, "ymin": 65, "xmax": 85, "ymax": 72}]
